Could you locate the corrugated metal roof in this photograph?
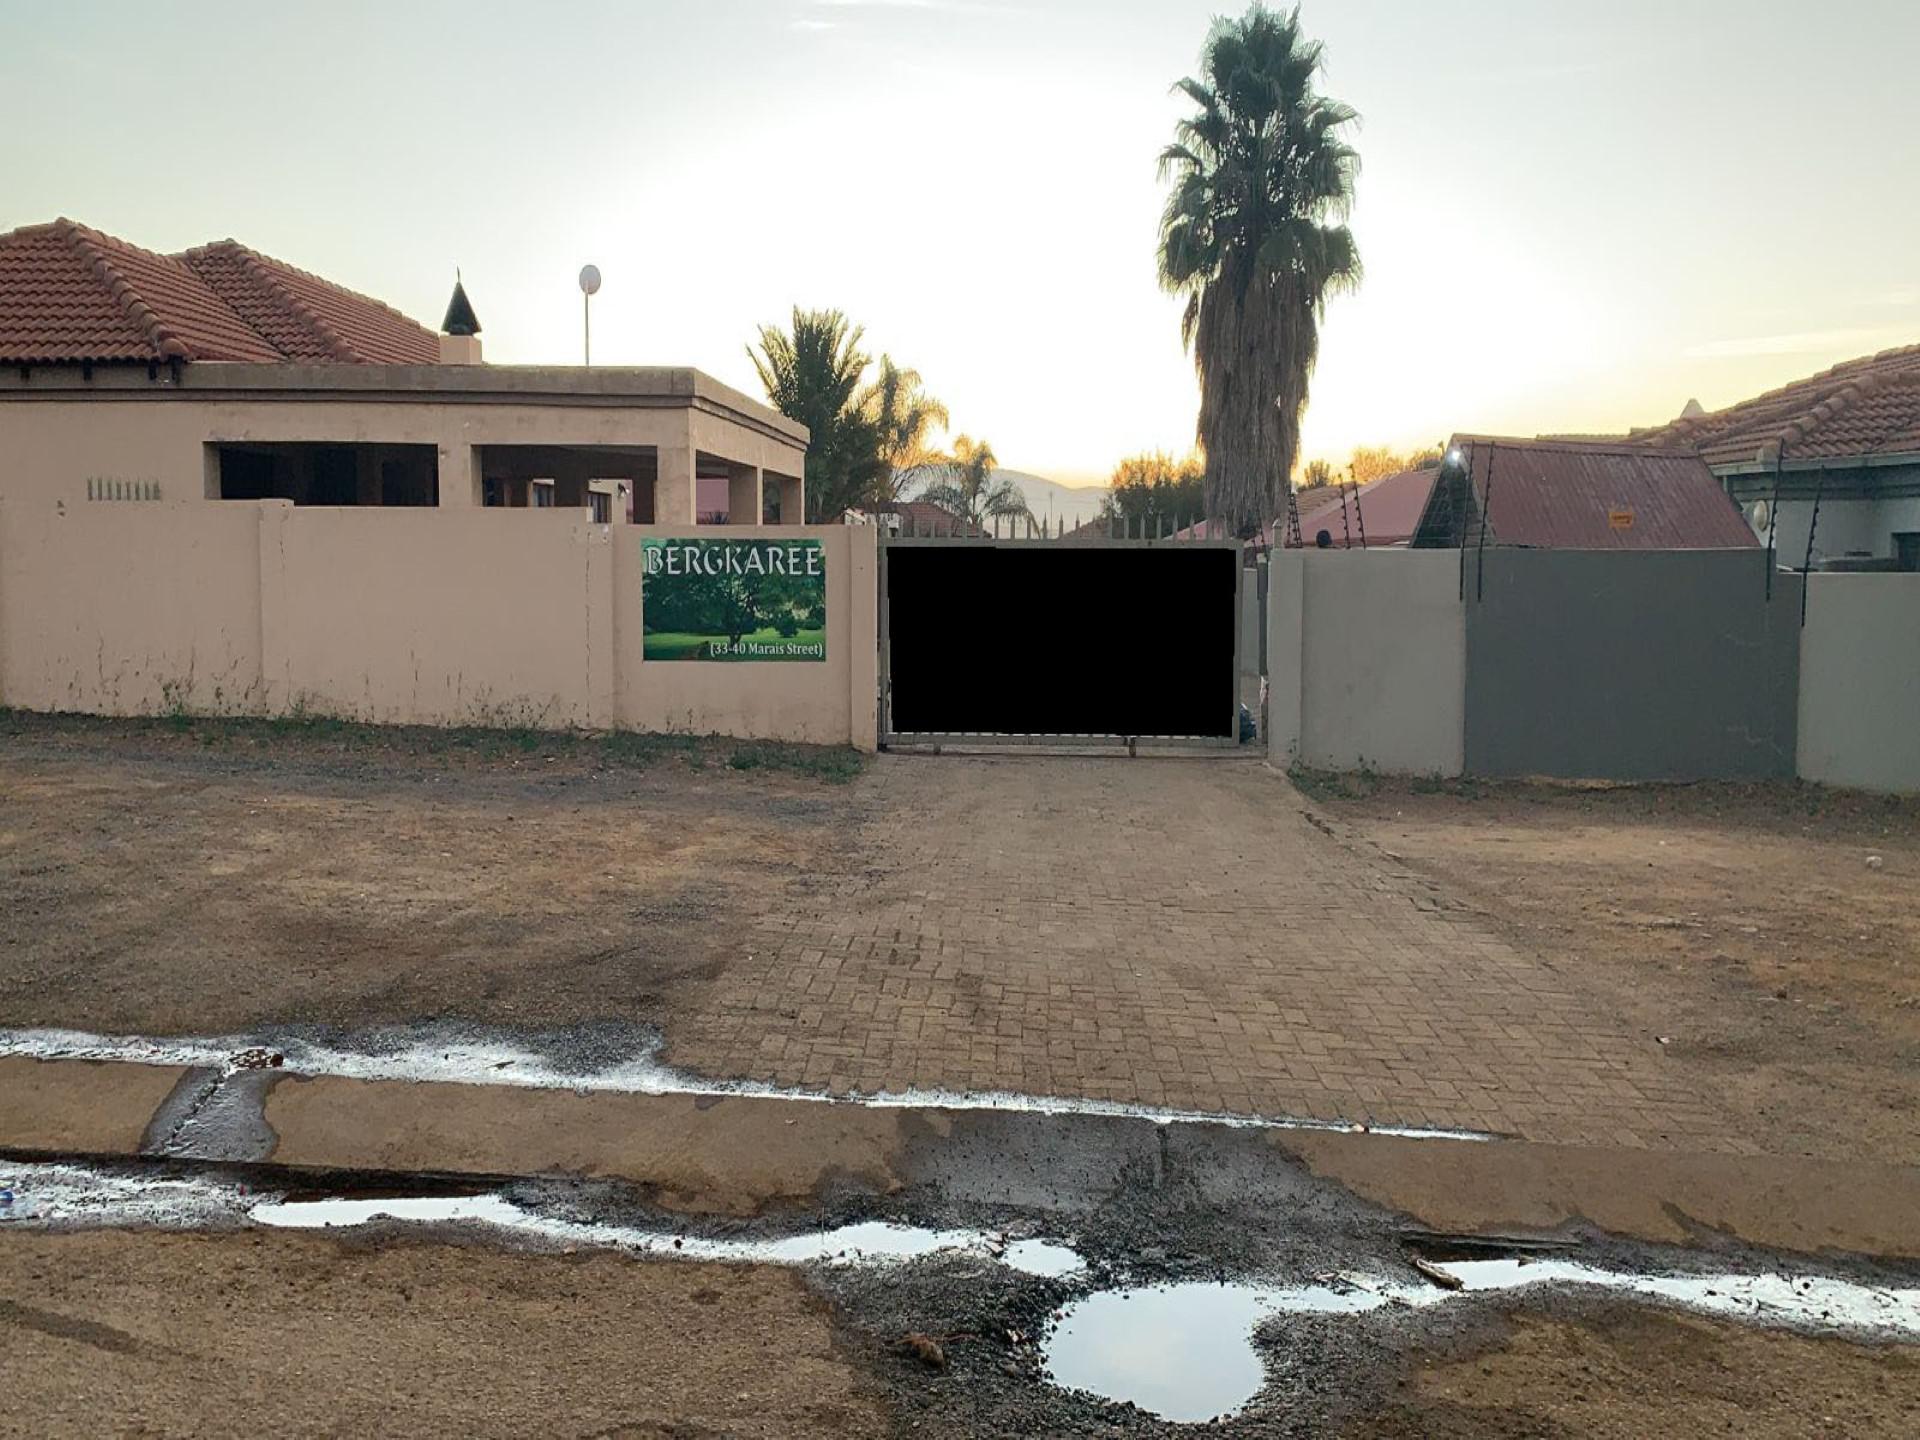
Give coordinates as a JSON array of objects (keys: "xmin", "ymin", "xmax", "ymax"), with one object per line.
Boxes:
[{"xmin": 1429, "ymin": 437, "xmax": 1757, "ymax": 550}]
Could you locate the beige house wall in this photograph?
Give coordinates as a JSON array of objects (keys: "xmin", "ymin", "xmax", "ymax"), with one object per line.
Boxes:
[
  {"xmin": 0, "ymin": 500, "xmax": 876, "ymax": 750},
  {"xmin": 0, "ymin": 389, "xmax": 805, "ymax": 523}
]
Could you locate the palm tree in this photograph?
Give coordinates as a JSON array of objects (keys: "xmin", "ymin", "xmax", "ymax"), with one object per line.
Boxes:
[
  {"xmin": 861, "ymin": 356, "xmax": 949, "ymax": 500},
  {"xmin": 918, "ymin": 437, "xmax": 1032, "ymax": 530},
  {"xmin": 1158, "ymin": 4, "xmax": 1361, "ymax": 538},
  {"xmin": 749, "ymin": 308, "xmax": 881, "ymax": 523},
  {"xmin": 750, "ymin": 312, "xmax": 953, "ymax": 521}
]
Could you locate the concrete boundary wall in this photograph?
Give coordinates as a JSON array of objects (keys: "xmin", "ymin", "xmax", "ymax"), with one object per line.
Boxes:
[
  {"xmin": 1268, "ymin": 548, "xmax": 1914, "ymax": 794},
  {"xmin": 1464, "ymin": 549, "xmax": 1801, "ymax": 783},
  {"xmin": 1797, "ymin": 574, "xmax": 1920, "ymax": 792},
  {"xmin": 0, "ymin": 500, "xmax": 877, "ymax": 750},
  {"xmin": 1269, "ymin": 549, "xmax": 1466, "ymax": 776}
]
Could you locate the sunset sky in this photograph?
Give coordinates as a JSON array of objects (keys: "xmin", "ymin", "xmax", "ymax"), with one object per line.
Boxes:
[{"xmin": 4, "ymin": 0, "xmax": 1915, "ymax": 486}]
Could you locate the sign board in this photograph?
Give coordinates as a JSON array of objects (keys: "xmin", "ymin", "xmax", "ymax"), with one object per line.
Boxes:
[
  {"xmin": 641, "ymin": 539, "xmax": 826, "ymax": 661},
  {"xmin": 1608, "ymin": 508, "xmax": 1635, "ymax": 531}
]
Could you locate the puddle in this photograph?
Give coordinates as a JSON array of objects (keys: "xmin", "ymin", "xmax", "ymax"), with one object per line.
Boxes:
[
  {"xmin": 3, "ymin": 1162, "xmax": 1082, "ymax": 1280},
  {"xmin": 0, "ymin": 1025, "xmax": 1492, "ymax": 1141},
  {"xmin": 250, "ymin": 1194, "xmax": 1083, "ymax": 1278},
  {"xmin": 1044, "ymin": 1283, "xmax": 1293, "ymax": 1424},
  {"xmin": 1440, "ymin": 1257, "xmax": 1920, "ymax": 1335},
  {"xmin": 251, "ymin": 1194, "xmax": 519, "ymax": 1230},
  {"xmin": 1045, "ymin": 1261, "xmax": 1920, "ymax": 1424},
  {"xmin": 0, "ymin": 1162, "xmax": 253, "ymax": 1229}
]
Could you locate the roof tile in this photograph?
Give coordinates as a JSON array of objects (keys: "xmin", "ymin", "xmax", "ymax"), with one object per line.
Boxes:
[
  {"xmin": 1641, "ymin": 344, "xmax": 1920, "ymax": 466},
  {"xmin": 0, "ymin": 218, "xmax": 437, "ymax": 366}
]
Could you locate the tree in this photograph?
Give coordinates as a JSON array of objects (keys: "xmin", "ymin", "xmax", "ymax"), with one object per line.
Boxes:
[
  {"xmin": 1157, "ymin": 4, "xmax": 1361, "ymax": 539},
  {"xmin": 863, "ymin": 356, "xmax": 949, "ymax": 499},
  {"xmin": 644, "ymin": 555, "xmax": 824, "ymax": 649},
  {"xmin": 749, "ymin": 310, "xmax": 952, "ymax": 522},
  {"xmin": 1099, "ymin": 450, "xmax": 1206, "ymax": 526},
  {"xmin": 1298, "ymin": 458, "xmax": 1334, "ymax": 491},
  {"xmin": 1346, "ymin": 445, "xmax": 1404, "ymax": 486},
  {"xmin": 749, "ymin": 308, "xmax": 879, "ymax": 523},
  {"xmin": 918, "ymin": 437, "xmax": 1031, "ymax": 529}
]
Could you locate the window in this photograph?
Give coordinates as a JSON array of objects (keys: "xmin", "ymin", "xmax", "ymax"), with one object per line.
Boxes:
[
  {"xmin": 587, "ymin": 489, "xmax": 611, "ymax": 524},
  {"xmin": 212, "ymin": 443, "xmax": 436, "ymax": 506},
  {"xmin": 1896, "ymin": 533, "xmax": 1919, "ymax": 574},
  {"xmin": 532, "ymin": 480, "xmax": 555, "ymax": 509}
]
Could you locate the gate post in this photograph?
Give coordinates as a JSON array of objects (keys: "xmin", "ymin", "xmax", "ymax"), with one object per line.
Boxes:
[
  {"xmin": 850, "ymin": 522, "xmax": 879, "ymax": 752},
  {"xmin": 1267, "ymin": 548, "xmax": 1305, "ymax": 767}
]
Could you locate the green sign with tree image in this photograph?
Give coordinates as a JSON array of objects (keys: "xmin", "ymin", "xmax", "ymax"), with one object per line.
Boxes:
[{"xmin": 641, "ymin": 539, "xmax": 827, "ymax": 661}]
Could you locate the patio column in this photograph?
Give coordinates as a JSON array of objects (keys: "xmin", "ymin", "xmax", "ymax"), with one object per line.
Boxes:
[
  {"xmin": 436, "ymin": 440, "xmax": 482, "ymax": 507},
  {"xmin": 729, "ymin": 467, "xmax": 763, "ymax": 525},
  {"xmin": 655, "ymin": 441, "xmax": 697, "ymax": 525},
  {"xmin": 770, "ymin": 470, "xmax": 804, "ymax": 525}
]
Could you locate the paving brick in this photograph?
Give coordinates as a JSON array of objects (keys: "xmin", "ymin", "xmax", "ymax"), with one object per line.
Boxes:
[{"xmin": 664, "ymin": 758, "xmax": 1745, "ymax": 1150}]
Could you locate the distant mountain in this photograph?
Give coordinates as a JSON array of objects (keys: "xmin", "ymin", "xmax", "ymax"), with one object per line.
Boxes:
[
  {"xmin": 996, "ymin": 471, "xmax": 1110, "ymax": 529},
  {"xmin": 898, "ymin": 467, "xmax": 1108, "ymax": 529}
]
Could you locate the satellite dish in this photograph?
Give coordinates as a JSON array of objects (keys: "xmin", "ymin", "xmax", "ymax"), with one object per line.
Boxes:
[
  {"xmin": 1747, "ymin": 500, "xmax": 1771, "ymax": 530},
  {"xmin": 579, "ymin": 264, "xmax": 602, "ymax": 296}
]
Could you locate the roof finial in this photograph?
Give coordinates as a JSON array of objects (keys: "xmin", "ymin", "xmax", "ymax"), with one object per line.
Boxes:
[{"xmin": 442, "ymin": 273, "xmax": 480, "ymax": 337}]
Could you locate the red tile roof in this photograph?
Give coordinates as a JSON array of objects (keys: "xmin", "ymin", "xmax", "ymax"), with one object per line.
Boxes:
[
  {"xmin": 880, "ymin": 500, "xmax": 991, "ymax": 536},
  {"xmin": 1417, "ymin": 437, "xmax": 1757, "ymax": 550},
  {"xmin": 1294, "ymin": 466, "xmax": 1439, "ymax": 548},
  {"xmin": 1638, "ymin": 343, "xmax": 1920, "ymax": 467},
  {"xmin": 0, "ymin": 218, "xmax": 437, "ymax": 366}
]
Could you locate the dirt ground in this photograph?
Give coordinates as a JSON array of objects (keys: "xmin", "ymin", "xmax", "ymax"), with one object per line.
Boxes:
[
  {"xmin": 1348, "ymin": 1304, "xmax": 1920, "ymax": 1439},
  {"xmin": 4, "ymin": 1222, "xmax": 1913, "ymax": 1439},
  {"xmin": 0, "ymin": 1228, "xmax": 887, "ymax": 1439},
  {"xmin": 1295, "ymin": 774, "xmax": 1920, "ymax": 1164},
  {"xmin": 0, "ymin": 712, "xmax": 864, "ymax": 1036},
  {"xmin": 7, "ymin": 714, "xmax": 1920, "ymax": 1162}
]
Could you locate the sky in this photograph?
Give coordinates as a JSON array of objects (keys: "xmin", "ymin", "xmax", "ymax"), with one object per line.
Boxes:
[{"xmin": 3, "ymin": 0, "xmax": 1916, "ymax": 487}]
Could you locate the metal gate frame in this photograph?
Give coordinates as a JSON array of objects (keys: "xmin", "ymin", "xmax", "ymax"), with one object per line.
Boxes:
[{"xmin": 877, "ymin": 530, "xmax": 1245, "ymax": 750}]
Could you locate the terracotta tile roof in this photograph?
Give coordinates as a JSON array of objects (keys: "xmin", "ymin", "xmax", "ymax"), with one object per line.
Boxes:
[
  {"xmin": 880, "ymin": 500, "xmax": 990, "ymax": 536},
  {"xmin": 1414, "ymin": 436, "xmax": 1757, "ymax": 550},
  {"xmin": 1294, "ymin": 466, "xmax": 1439, "ymax": 548},
  {"xmin": 0, "ymin": 218, "xmax": 437, "ymax": 366},
  {"xmin": 1638, "ymin": 344, "xmax": 1920, "ymax": 467}
]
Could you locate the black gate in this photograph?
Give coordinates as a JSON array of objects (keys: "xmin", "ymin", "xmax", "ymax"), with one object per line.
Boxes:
[{"xmin": 879, "ymin": 530, "xmax": 1243, "ymax": 746}]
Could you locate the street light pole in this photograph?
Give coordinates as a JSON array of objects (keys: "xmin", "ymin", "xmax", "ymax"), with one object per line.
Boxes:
[{"xmin": 578, "ymin": 264, "xmax": 601, "ymax": 366}]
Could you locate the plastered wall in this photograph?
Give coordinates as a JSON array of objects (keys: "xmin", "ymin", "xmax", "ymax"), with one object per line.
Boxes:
[
  {"xmin": 1268, "ymin": 549, "xmax": 1466, "ymax": 776},
  {"xmin": 1797, "ymin": 574, "xmax": 1920, "ymax": 792},
  {"xmin": 0, "ymin": 499, "xmax": 876, "ymax": 750}
]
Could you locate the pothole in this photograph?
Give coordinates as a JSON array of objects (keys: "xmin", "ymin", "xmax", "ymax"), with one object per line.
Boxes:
[
  {"xmin": 1042, "ymin": 1263, "xmax": 1920, "ymax": 1424},
  {"xmin": 1043, "ymin": 1282, "xmax": 1300, "ymax": 1424}
]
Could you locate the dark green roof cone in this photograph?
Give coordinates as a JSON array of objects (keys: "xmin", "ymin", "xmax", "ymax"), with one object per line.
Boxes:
[{"xmin": 441, "ymin": 277, "xmax": 481, "ymax": 337}]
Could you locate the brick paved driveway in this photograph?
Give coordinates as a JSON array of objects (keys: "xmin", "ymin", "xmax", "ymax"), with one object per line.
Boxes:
[{"xmin": 666, "ymin": 758, "xmax": 1741, "ymax": 1150}]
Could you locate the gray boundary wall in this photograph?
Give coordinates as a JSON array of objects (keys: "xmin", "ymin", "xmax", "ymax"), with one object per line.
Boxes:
[
  {"xmin": 1464, "ymin": 549, "xmax": 1800, "ymax": 781},
  {"xmin": 1268, "ymin": 549, "xmax": 1465, "ymax": 775},
  {"xmin": 1797, "ymin": 574, "xmax": 1920, "ymax": 792}
]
